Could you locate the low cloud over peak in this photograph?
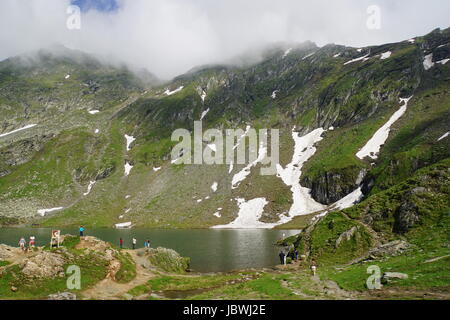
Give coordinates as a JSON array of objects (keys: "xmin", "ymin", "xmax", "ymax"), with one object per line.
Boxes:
[{"xmin": 1, "ymin": 0, "xmax": 449, "ymax": 79}]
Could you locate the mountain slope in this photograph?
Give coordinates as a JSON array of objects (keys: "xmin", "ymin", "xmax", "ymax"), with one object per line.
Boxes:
[{"xmin": 0, "ymin": 29, "xmax": 448, "ymax": 234}]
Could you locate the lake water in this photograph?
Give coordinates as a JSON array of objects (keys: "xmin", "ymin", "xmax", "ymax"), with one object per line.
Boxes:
[{"xmin": 0, "ymin": 228, "xmax": 300, "ymax": 273}]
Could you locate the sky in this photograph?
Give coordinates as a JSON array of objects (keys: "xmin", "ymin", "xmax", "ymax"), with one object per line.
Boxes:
[{"xmin": 0, "ymin": 0, "xmax": 449, "ymax": 79}]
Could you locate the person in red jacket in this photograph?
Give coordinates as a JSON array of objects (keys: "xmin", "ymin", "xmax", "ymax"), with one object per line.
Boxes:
[{"xmin": 119, "ymin": 238, "xmax": 124, "ymax": 249}]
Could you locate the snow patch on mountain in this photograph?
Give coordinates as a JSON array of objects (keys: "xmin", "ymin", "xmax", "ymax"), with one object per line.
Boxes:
[
  {"xmin": 200, "ymin": 108, "xmax": 210, "ymax": 120},
  {"xmin": 83, "ymin": 181, "xmax": 96, "ymax": 196},
  {"xmin": 164, "ymin": 86, "xmax": 184, "ymax": 96},
  {"xmin": 124, "ymin": 162, "xmax": 133, "ymax": 176},
  {"xmin": 423, "ymin": 54, "xmax": 435, "ymax": 70},
  {"xmin": 231, "ymin": 142, "xmax": 267, "ymax": 189},
  {"xmin": 344, "ymin": 54, "xmax": 370, "ymax": 65},
  {"xmin": 271, "ymin": 90, "xmax": 279, "ymax": 99},
  {"xmin": 228, "ymin": 161, "xmax": 234, "ymax": 173},
  {"xmin": 37, "ymin": 207, "xmax": 64, "ymax": 217},
  {"xmin": 380, "ymin": 51, "xmax": 392, "ymax": 60},
  {"xmin": 437, "ymin": 132, "xmax": 449, "ymax": 141},
  {"xmin": 333, "ymin": 187, "xmax": 363, "ymax": 210},
  {"xmin": 282, "ymin": 48, "xmax": 292, "ymax": 58},
  {"xmin": 212, "ymin": 198, "xmax": 270, "ymax": 229},
  {"xmin": 0, "ymin": 124, "xmax": 37, "ymax": 138},
  {"xmin": 211, "ymin": 182, "xmax": 218, "ymax": 192},
  {"xmin": 200, "ymin": 90, "xmax": 207, "ymax": 102},
  {"xmin": 356, "ymin": 97, "xmax": 412, "ymax": 160},
  {"xmin": 115, "ymin": 222, "xmax": 132, "ymax": 229},
  {"xmin": 125, "ymin": 134, "xmax": 136, "ymax": 151},
  {"xmin": 302, "ymin": 52, "xmax": 315, "ymax": 60},
  {"xmin": 276, "ymin": 128, "xmax": 327, "ymax": 217}
]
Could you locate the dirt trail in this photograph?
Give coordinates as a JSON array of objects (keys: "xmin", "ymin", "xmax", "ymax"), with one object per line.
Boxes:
[
  {"xmin": 0, "ymin": 246, "xmax": 39, "ymax": 268},
  {"xmin": 81, "ymin": 249, "xmax": 155, "ymax": 300}
]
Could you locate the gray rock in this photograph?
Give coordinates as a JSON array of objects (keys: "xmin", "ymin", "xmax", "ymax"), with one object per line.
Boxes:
[
  {"xmin": 394, "ymin": 199, "xmax": 420, "ymax": 234},
  {"xmin": 335, "ymin": 226, "xmax": 357, "ymax": 248},
  {"xmin": 411, "ymin": 187, "xmax": 427, "ymax": 194},
  {"xmin": 368, "ymin": 240, "xmax": 409, "ymax": 258},
  {"xmin": 48, "ymin": 292, "xmax": 77, "ymax": 300},
  {"xmin": 381, "ymin": 272, "xmax": 408, "ymax": 284}
]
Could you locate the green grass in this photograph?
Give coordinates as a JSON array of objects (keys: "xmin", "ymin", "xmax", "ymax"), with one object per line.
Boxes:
[
  {"xmin": 322, "ymin": 246, "xmax": 449, "ymax": 292},
  {"xmin": 0, "ymin": 248, "xmax": 109, "ymax": 300},
  {"xmin": 115, "ymin": 251, "xmax": 137, "ymax": 283},
  {"xmin": 190, "ymin": 273, "xmax": 296, "ymax": 300},
  {"xmin": 128, "ymin": 273, "xmax": 247, "ymax": 297},
  {"xmin": 147, "ymin": 248, "xmax": 190, "ymax": 274},
  {"xmin": 0, "ymin": 260, "xmax": 10, "ymax": 267}
]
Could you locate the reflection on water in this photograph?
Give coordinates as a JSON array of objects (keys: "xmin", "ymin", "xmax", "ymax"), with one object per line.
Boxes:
[{"xmin": 0, "ymin": 228, "xmax": 300, "ymax": 272}]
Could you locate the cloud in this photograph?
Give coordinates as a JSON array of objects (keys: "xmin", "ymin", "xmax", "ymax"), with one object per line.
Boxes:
[{"xmin": 0, "ymin": 0, "xmax": 449, "ymax": 79}]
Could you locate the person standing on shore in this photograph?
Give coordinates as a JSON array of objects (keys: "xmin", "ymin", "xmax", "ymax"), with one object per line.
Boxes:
[
  {"xmin": 119, "ymin": 238, "xmax": 124, "ymax": 249},
  {"xmin": 29, "ymin": 236, "xmax": 36, "ymax": 249},
  {"xmin": 18, "ymin": 237, "xmax": 26, "ymax": 252},
  {"xmin": 279, "ymin": 251, "xmax": 285, "ymax": 265},
  {"xmin": 79, "ymin": 226, "xmax": 85, "ymax": 237},
  {"xmin": 132, "ymin": 237, "xmax": 137, "ymax": 249}
]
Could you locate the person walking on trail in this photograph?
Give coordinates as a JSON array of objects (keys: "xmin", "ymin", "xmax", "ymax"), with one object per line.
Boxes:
[
  {"xmin": 132, "ymin": 237, "xmax": 137, "ymax": 250},
  {"xmin": 147, "ymin": 239, "xmax": 151, "ymax": 248},
  {"xmin": 119, "ymin": 238, "xmax": 124, "ymax": 249},
  {"xmin": 295, "ymin": 249, "xmax": 299, "ymax": 261},
  {"xmin": 79, "ymin": 226, "xmax": 85, "ymax": 237},
  {"xmin": 18, "ymin": 237, "xmax": 26, "ymax": 252},
  {"xmin": 311, "ymin": 259, "xmax": 317, "ymax": 276}
]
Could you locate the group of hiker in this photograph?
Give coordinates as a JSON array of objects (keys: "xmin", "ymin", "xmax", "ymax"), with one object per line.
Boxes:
[
  {"xmin": 79, "ymin": 226, "xmax": 151, "ymax": 250},
  {"xmin": 120, "ymin": 237, "xmax": 151, "ymax": 249},
  {"xmin": 18, "ymin": 236, "xmax": 36, "ymax": 252},
  {"xmin": 278, "ymin": 249, "xmax": 318, "ymax": 276}
]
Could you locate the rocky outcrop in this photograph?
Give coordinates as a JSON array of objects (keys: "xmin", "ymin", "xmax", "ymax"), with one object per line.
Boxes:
[
  {"xmin": 381, "ymin": 272, "xmax": 408, "ymax": 284},
  {"xmin": 302, "ymin": 168, "xmax": 364, "ymax": 205},
  {"xmin": 20, "ymin": 251, "xmax": 66, "ymax": 278},
  {"xmin": 335, "ymin": 226, "xmax": 358, "ymax": 248},
  {"xmin": 368, "ymin": 240, "xmax": 409, "ymax": 258},
  {"xmin": 393, "ymin": 200, "xmax": 420, "ymax": 234},
  {"xmin": 0, "ymin": 244, "xmax": 21, "ymax": 260},
  {"xmin": 349, "ymin": 240, "xmax": 410, "ymax": 264},
  {"xmin": 140, "ymin": 247, "xmax": 190, "ymax": 274}
]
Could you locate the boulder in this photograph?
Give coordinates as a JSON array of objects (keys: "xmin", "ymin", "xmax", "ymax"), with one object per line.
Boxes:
[
  {"xmin": 381, "ymin": 272, "xmax": 408, "ymax": 284},
  {"xmin": 368, "ymin": 240, "xmax": 409, "ymax": 258},
  {"xmin": 20, "ymin": 251, "xmax": 65, "ymax": 278},
  {"xmin": 0, "ymin": 244, "xmax": 21, "ymax": 260},
  {"xmin": 393, "ymin": 199, "xmax": 420, "ymax": 234},
  {"xmin": 48, "ymin": 292, "xmax": 77, "ymax": 300},
  {"xmin": 335, "ymin": 226, "xmax": 357, "ymax": 248}
]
